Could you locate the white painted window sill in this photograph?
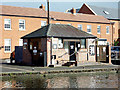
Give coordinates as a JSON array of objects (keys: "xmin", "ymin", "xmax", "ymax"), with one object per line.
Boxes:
[
  {"xmin": 97, "ymin": 33, "xmax": 100, "ymax": 34},
  {"xmin": 4, "ymin": 28, "xmax": 12, "ymax": 30},
  {"xmin": 4, "ymin": 51, "xmax": 11, "ymax": 53},
  {"xmin": 19, "ymin": 29, "xmax": 26, "ymax": 31},
  {"xmin": 87, "ymin": 32, "xmax": 92, "ymax": 34}
]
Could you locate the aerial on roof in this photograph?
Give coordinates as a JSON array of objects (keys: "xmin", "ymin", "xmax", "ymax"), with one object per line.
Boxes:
[
  {"xmin": 21, "ymin": 24, "xmax": 97, "ymax": 39},
  {"xmin": 0, "ymin": 5, "xmax": 111, "ymax": 24},
  {"xmin": 77, "ymin": 3, "xmax": 120, "ymax": 20}
]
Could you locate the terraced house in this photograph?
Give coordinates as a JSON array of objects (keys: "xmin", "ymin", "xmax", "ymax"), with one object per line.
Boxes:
[{"xmin": 0, "ymin": 4, "xmax": 113, "ymax": 60}]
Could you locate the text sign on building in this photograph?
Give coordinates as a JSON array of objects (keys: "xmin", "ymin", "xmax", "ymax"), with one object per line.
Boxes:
[{"xmin": 98, "ymin": 41, "xmax": 107, "ymax": 45}]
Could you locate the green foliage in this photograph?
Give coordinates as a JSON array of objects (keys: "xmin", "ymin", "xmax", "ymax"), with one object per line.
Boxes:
[{"xmin": 114, "ymin": 41, "xmax": 119, "ymax": 46}]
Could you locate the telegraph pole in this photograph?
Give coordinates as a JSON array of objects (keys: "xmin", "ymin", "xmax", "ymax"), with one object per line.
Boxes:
[
  {"xmin": 47, "ymin": 0, "xmax": 50, "ymax": 25},
  {"xmin": 47, "ymin": 0, "xmax": 52, "ymax": 65}
]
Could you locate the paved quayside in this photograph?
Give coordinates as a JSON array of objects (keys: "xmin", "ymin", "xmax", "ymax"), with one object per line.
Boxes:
[{"xmin": 0, "ymin": 59, "xmax": 120, "ymax": 76}]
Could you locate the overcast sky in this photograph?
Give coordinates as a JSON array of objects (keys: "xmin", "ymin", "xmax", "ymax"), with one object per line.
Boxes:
[{"xmin": 0, "ymin": 1, "xmax": 119, "ymax": 12}]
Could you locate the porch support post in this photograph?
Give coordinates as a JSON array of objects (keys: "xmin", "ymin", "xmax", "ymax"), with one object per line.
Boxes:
[{"xmin": 109, "ymin": 45, "xmax": 112, "ymax": 64}]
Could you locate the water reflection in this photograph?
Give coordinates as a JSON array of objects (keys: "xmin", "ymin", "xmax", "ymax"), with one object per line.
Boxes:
[{"xmin": 2, "ymin": 72, "xmax": 119, "ymax": 88}]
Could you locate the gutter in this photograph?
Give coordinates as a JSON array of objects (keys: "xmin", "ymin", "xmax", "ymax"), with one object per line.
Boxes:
[{"xmin": 0, "ymin": 14, "xmax": 111, "ymax": 24}]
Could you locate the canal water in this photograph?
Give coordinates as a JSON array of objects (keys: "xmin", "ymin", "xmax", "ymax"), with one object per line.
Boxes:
[{"xmin": 1, "ymin": 72, "xmax": 120, "ymax": 89}]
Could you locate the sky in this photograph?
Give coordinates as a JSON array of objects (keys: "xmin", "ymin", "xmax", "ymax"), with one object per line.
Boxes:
[{"xmin": 0, "ymin": 1, "xmax": 120, "ymax": 12}]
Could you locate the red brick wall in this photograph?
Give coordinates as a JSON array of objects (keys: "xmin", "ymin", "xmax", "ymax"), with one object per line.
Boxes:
[{"xmin": 78, "ymin": 4, "xmax": 95, "ymax": 15}]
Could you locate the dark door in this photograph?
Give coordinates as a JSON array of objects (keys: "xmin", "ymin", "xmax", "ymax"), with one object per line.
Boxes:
[
  {"xmin": 69, "ymin": 42, "xmax": 76, "ymax": 61},
  {"xmin": 32, "ymin": 41, "xmax": 39, "ymax": 65},
  {"xmin": 31, "ymin": 41, "xmax": 44, "ymax": 66}
]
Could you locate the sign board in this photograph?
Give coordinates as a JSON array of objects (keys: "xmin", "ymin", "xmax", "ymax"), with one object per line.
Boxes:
[{"xmin": 98, "ymin": 41, "xmax": 107, "ymax": 45}]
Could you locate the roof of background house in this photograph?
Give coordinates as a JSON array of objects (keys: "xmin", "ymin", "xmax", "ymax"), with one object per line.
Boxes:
[
  {"xmin": 0, "ymin": 5, "xmax": 47, "ymax": 17},
  {"xmin": 77, "ymin": 4, "xmax": 120, "ymax": 20},
  {"xmin": 21, "ymin": 24, "xmax": 97, "ymax": 39},
  {"xmin": 86, "ymin": 4, "xmax": 119, "ymax": 20},
  {"xmin": 50, "ymin": 11, "xmax": 110, "ymax": 24},
  {"xmin": 0, "ymin": 5, "xmax": 111, "ymax": 24}
]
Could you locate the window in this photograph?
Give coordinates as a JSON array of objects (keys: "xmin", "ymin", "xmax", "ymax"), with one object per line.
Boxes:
[
  {"xmin": 19, "ymin": 19, "xmax": 25, "ymax": 30},
  {"xmin": 103, "ymin": 11, "xmax": 109, "ymax": 15},
  {"xmin": 106, "ymin": 26, "xmax": 109, "ymax": 34},
  {"xmin": 97, "ymin": 25, "xmax": 101, "ymax": 34},
  {"xmin": 4, "ymin": 19, "xmax": 11, "ymax": 30},
  {"xmin": 64, "ymin": 41, "xmax": 69, "ymax": 53},
  {"xmin": 58, "ymin": 38, "xmax": 63, "ymax": 48},
  {"xmin": 19, "ymin": 39, "xmax": 23, "ymax": 46},
  {"xmin": 41, "ymin": 21, "xmax": 47, "ymax": 27},
  {"xmin": 81, "ymin": 39, "xmax": 86, "ymax": 48},
  {"xmin": 78, "ymin": 24, "xmax": 82, "ymax": 30},
  {"xmin": 87, "ymin": 25, "xmax": 91, "ymax": 33},
  {"xmin": 4, "ymin": 39, "xmax": 11, "ymax": 52}
]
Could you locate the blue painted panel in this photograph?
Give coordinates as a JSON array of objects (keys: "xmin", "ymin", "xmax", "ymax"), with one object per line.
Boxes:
[{"xmin": 15, "ymin": 46, "xmax": 23, "ymax": 63}]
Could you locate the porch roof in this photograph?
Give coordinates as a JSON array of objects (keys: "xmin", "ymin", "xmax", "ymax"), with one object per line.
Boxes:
[{"xmin": 21, "ymin": 24, "xmax": 97, "ymax": 39}]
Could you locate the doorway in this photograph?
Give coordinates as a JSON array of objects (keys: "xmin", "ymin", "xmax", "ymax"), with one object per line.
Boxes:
[
  {"xmin": 30, "ymin": 40, "xmax": 44, "ymax": 66},
  {"xmin": 69, "ymin": 42, "xmax": 76, "ymax": 61},
  {"xmin": 97, "ymin": 45, "xmax": 108, "ymax": 63}
]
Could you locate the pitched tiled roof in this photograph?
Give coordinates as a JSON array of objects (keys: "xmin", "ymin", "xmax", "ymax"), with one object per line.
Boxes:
[
  {"xmin": 0, "ymin": 5, "xmax": 47, "ymax": 17},
  {"xmin": 0, "ymin": 5, "xmax": 111, "ymax": 24},
  {"xmin": 22, "ymin": 24, "xmax": 97, "ymax": 39},
  {"xmin": 50, "ymin": 11, "xmax": 110, "ymax": 24},
  {"xmin": 86, "ymin": 5, "xmax": 120, "ymax": 20}
]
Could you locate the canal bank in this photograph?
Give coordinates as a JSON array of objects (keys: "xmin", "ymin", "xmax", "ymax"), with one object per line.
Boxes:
[
  {"xmin": 1, "ymin": 64, "xmax": 119, "ymax": 77},
  {"xmin": 1, "ymin": 71, "xmax": 120, "ymax": 88}
]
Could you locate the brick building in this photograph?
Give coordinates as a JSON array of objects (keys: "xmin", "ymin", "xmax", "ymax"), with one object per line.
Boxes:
[
  {"xmin": 21, "ymin": 24, "xmax": 97, "ymax": 66},
  {"xmin": 0, "ymin": 4, "xmax": 113, "ymax": 59},
  {"xmin": 69, "ymin": 3, "xmax": 120, "ymax": 45}
]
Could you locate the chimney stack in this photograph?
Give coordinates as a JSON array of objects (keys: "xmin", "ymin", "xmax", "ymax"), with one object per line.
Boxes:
[
  {"xmin": 71, "ymin": 8, "xmax": 76, "ymax": 15},
  {"xmin": 39, "ymin": 4, "xmax": 45, "ymax": 11}
]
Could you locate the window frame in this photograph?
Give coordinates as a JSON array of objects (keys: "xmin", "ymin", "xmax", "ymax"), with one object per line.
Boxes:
[
  {"xmin": 4, "ymin": 39, "xmax": 11, "ymax": 53},
  {"xmin": 87, "ymin": 25, "xmax": 92, "ymax": 33},
  {"xmin": 97, "ymin": 25, "xmax": 101, "ymax": 34},
  {"xmin": 41, "ymin": 21, "xmax": 47, "ymax": 28},
  {"xmin": 78, "ymin": 24, "xmax": 82, "ymax": 30},
  {"xmin": 106, "ymin": 26, "xmax": 109, "ymax": 34},
  {"xmin": 80, "ymin": 39, "xmax": 86, "ymax": 49},
  {"xmin": 4, "ymin": 19, "xmax": 11, "ymax": 30},
  {"xmin": 19, "ymin": 19, "xmax": 25, "ymax": 30}
]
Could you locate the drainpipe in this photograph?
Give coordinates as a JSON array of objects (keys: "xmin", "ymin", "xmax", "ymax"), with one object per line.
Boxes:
[
  {"xmin": 111, "ymin": 22, "xmax": 115, "ymax": 46},
  {"xmin": 51, "ymin": 37, "xmax": 53, "ymax": 65}
]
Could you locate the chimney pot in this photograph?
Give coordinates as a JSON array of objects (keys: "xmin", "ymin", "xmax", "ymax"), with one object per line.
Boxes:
[
  {"xmin": 71, "ymin": 8, "xmax": 76, "ymax": 15},
  {"xmin": 39, "ymin": 4, "xmax": 45, "ymax": 11}
]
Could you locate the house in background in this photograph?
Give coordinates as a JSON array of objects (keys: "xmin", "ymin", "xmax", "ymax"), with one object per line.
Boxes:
[
  {"xmin": 68, "ymin": 3, "xmax": 120, "ymax": 46},
  {"xmin": 0, "ymin": 4, "xmax": 113, "ymax": 60},
  {"xmin": 21, "ymin": 24, "xmax": 98, "ymax": 66}
]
